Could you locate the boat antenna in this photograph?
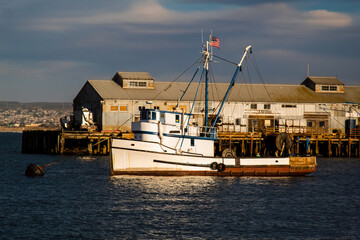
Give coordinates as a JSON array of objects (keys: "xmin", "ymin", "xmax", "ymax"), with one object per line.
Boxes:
[{"xmin": 201, "ymin": 29, "xmax": 204, "ymax": 44}]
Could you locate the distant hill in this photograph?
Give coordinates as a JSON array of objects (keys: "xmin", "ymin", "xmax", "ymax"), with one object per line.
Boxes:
[{"xmin": 0, "ymin": 101, "xmax": 72, "ymax": 110}]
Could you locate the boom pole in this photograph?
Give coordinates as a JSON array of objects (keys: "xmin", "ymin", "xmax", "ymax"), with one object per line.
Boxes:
[{"xmin": 212, "ymin": 45, "xmax": 252, "ymax": 128}]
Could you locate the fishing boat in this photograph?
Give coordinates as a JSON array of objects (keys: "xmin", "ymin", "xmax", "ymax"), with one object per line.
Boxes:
[{"xmin": 110, "ymin": 35, "xmax": 317, "ymax": 176}]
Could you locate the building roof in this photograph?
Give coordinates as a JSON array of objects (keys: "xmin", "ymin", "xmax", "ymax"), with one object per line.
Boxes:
[
  {"xmin": 87, "ymin": 80, "xmax": 360, "ymax": 104},
  {"xmin": 114, "ymin": 72, "xmax": 154, "ymax": 80},
  {"xmin": 305, "ymin": 76, "xmax": 344, "ymax": 85}
]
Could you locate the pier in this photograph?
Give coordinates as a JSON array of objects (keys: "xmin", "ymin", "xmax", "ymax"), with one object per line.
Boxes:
[
  {"xmin": 22, "ymin": 130, "xmax": 117, "ymax": 155},
  {"xmin": 216, "ymin": 131, "xmax": 360, "ymax": 158},
  {"xmin": 22, "ymin": 128, "xmax": 360, "ymax": 157}
]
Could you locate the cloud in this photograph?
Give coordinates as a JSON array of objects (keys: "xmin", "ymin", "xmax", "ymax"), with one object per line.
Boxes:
[
  {"xmin": 23, "ymin": 0, "xmax": 353, "ymax": 36},
  {"xmin": 1, "ymin": 0, "xmax": 359, "ymax": 101},
  {"xmin": 23, "ymin": 0, "xmax": 199, "ymax": 32},
  {"xmin": 304, "ymin": 10, "xmax": 352, "ymax": 27}
]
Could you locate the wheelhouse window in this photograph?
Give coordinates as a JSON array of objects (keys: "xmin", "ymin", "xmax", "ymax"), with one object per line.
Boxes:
[
  {"xmin": 191, "ymin": 138, "xmax": 195, "ymax": 146},
  {"xmin": 152, "ymin": 112, "xmax": 156, "ymax": 120},
  {"xmin": 175, "ymin": 115, "xmax": 180, "ymax": 123},
  {"xmin": 141, "ymin": 111, "xmax": 151, "ymax": 120},
  {"xmin": 141, "ymin": 111, "xmax": 147, "ymax": 120}
]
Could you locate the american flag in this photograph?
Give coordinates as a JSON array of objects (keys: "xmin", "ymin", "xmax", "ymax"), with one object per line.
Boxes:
[{"xmin": 209, "ymin": 36, "xmax": 220, "ymax": 49}]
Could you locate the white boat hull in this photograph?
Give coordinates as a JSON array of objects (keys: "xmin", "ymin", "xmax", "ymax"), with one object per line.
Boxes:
[{"xmin": 110, "ymin": 138, "xmax": 316, "ymax": 176}]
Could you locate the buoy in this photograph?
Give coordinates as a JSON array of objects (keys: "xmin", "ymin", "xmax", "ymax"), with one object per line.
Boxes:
[{"xmin": 25, "ymin": 163, "xmax": 45, "ymax": 177}]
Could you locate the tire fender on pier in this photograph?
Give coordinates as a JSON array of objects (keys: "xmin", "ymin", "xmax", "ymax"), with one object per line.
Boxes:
[{"xmin": 221, "ymin": 148, "xmax": 236, "ymax": 157}]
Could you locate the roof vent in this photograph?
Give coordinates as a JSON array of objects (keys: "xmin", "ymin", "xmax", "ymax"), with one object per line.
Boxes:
[{"xmin": 301, "ymin": 76, "xmax": 344, "ymax": 93}]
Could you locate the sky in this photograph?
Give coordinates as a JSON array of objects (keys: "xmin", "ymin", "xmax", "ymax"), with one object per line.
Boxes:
[{"xmin": 0, "ymin": 0, "xmax": 359, "ymax": 102}]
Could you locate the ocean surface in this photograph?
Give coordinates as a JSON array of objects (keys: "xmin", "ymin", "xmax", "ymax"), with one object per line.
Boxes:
[{"xmin": 1, "ymin": 132, "xmax": 359, "ymax": 239}]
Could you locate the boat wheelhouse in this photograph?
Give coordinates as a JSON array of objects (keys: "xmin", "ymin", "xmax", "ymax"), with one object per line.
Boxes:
[{"xmin": 132, "ymin": 108, "xmax": 217, "ymax": 156}]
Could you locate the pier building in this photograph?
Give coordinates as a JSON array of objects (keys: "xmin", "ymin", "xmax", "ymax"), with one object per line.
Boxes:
[{"xmin": 73, "ymin": 72, "xmax": 360, "ymax": 135}]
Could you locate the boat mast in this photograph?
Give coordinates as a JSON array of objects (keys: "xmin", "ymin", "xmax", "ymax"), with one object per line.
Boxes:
[{"xmin": 204, "ymin": 38, "xmax": 210, "ymax": 127}]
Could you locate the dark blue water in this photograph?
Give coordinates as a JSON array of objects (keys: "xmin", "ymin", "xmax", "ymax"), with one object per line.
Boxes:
[{"xmin": 1, "ymin": 132, "xmax": 359, "ymax": 239}]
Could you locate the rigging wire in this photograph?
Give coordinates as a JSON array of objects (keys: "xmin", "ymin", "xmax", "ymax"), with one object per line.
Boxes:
[
  {"xmin": 251, "ymin": 55, "xmax": 273, "ymax": 102},
  {"xmin": 151, "ymin": 57, "xmax": 202, "ymax": 101},
  {"xmin": 208, "ymin": 64, "xmax": 221, "ymax": 115},
  {"xmin": 240, "ymin": 56, "xmax": 254, "ymax": 102},
  {"xmin": 213, "ymin": 54, "xmax": 238, "ymax": 66},
  {"xmin": 245, "ymin": 56, "xmax": 255, "ymax": 102},
  {"xmin": 117, "ymin": 57, "xmax": 202, "ymax": 129},
  {"xmin": 180, "ymin": 67, "xmax": 205, "ymax": 149}
]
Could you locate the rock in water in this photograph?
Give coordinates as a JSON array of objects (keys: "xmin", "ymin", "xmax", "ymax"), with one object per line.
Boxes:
[{"xmin": 25, "ymin": 164, "xmax": 44, "ymax": 177}]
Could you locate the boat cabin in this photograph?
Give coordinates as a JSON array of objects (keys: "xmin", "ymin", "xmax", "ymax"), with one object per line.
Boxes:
[{"xmin": 132, "ymin": 108, "xmax": 217, "ymax": 156}]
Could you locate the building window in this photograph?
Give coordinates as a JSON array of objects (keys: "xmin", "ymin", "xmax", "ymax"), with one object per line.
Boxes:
[
  {"xmin": 251, "ymin": 104, "xmax": 257, "ymax": 110},
  {"xmin": 119, "ymin": 105, "xmax": 128, "ymax": 112},
  {"xmin": 129, "ymin": 81, "xmax": 138, "ymax": 87},
  {"xmin": 322, "ymin": 85, "xmax": 338, "ymax": 92},
  {"xmin": 110, "ymin": 105, "xmax": 118, "ymax": 111},
  {"xmin": 330, "ymin": 86, "xmax": 337, "ymax": 91},
  {"xmin": 129, "ymin": 81, "xmax": 147, "ymax": 87},
  {"xmin": 264, "ymin": 104, "xmax": 271, "ymax": 109},
  {"xmin": 138, "ymin": 82, "xmax": 147, "ymax": 87},
  {"xmin": 282, "ymin": 104, "xmax": 297, "ymax": 108}
]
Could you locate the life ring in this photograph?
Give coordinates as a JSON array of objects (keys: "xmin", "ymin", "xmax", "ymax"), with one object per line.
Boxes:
[
  {"xmin": 210, "ymin": 162, "xmax": 218, "ymax": 170},
  {"xmin": 217, "ymin": 163, "xmax": 226, "ymax": 172}
]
